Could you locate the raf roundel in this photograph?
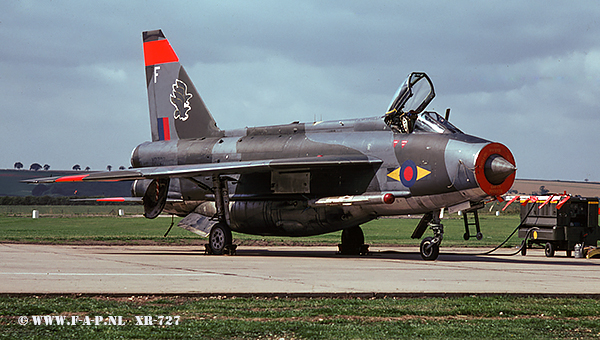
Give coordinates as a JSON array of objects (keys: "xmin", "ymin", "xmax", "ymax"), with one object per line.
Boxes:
[
  {"xmin": 387, "ymin": 161, "xmax": 432, "ymax": 187},
  {"xmin": 400, "ymin": 160, "xmax": 417, "ymax": 187}
]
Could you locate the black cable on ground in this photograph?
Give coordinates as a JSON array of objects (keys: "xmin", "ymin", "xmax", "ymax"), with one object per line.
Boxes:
[
  {"xmin": 374, "ymin": 203, "xmax": 539, "ymax": 257},
  {"xmin": 450, "ymin": 202, "xmax": 538, "ymax": 257}
]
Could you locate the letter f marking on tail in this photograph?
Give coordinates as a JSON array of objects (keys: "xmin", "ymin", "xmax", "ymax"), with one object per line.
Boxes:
[{"xmin": 153, "ymin": 66, "xmax": 160, "ymax": 83}]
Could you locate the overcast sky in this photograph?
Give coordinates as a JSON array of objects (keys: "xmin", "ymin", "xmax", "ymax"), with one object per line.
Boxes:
[{"xmin": 1, "ymin": 1, "xmax": 599, "ymax": 181}]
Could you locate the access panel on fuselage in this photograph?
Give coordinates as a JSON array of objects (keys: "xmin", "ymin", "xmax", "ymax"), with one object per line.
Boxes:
[{"xmin": 232, "ymin": 165, "xmax": 379, "ymax": 198}]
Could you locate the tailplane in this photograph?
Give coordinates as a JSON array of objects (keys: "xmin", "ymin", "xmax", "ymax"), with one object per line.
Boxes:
[{"xmin": 142, "ymin": 29, "xmax": 222, "ymax": 141}]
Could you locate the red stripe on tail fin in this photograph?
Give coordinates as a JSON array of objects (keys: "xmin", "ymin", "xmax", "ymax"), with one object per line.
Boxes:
[
  {"xmin": 157, "ymin": 117, "xmax": 171, "ymax": 141},
  {"xmin": 143, "ymin": 39, "xmax": 178, "ymax": 66},
  {"xmin": 162, "ymin": 117, "xmax": 170, "ymax": 140}
]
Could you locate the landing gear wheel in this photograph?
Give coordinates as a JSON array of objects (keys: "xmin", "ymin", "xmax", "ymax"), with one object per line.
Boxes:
[
  {"xmin": 420, "ymin": 237, "xmax": 439, "ymax": 261},
  {"xmin": 339, "ymin": 226, "xmax": 367, "ymax": 255},
  {"xmin": 520, "ymin": 243, "xmax": 527, "ymax": 256},
  {"xmin": 208, "ymin": 223, "xmax": 232, "ymax": 255},
  {"xmin": 544, "ymin": 242, "xmax": 555, "ymax": 257}
]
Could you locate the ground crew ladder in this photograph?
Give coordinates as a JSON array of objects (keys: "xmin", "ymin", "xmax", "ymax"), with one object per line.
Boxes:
[{"xmin": 462, "ymin": 210, "xmax": 483, "ymax": 240}]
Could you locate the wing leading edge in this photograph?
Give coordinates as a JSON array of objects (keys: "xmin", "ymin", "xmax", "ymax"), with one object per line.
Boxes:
[{"xmin": 23, "ymin": 156, "xmax": 383, "ymax": 184}]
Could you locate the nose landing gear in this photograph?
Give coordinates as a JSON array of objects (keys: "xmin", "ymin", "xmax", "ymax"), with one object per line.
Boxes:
[
  {"xmin": 420, "ymin": 220, "xmax": 444, "ymax": 261},
  {"xmin": 412, "ymin": 210, "xmax": 444, "ymax": 261}
]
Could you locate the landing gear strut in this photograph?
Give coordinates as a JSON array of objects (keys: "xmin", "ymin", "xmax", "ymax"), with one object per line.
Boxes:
[
  {"xmin": 205, "ymin": 175, "xmax": 236, "ymax": 255},
  {"xmin": 419, "ymin": 211, "xmax": 444, "ymax": 261},
  {"xmin": 338, "ymin": 226, "xmax": 369, "ymax": 255}
]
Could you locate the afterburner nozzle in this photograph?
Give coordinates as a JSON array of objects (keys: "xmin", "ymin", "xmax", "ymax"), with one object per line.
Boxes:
[{"xmin": 484, "ymin": 154, "xmax": 517, "ymax": 185}]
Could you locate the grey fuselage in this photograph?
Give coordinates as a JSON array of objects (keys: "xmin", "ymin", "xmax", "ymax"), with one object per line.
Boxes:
[{"xmin": 131, "ymin": 115, "xmax": 499, "ymax": 237}]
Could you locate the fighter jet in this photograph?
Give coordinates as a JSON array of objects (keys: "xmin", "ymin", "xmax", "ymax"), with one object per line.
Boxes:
[{"xmin": 26, "ymin": 29, "xmax": 516, "ymax": 260}]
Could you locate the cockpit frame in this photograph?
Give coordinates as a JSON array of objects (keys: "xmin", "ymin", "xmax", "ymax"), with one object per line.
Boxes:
[{"xmin": 384, "ymin": 72, "xmax": 460, "ymax": 134}]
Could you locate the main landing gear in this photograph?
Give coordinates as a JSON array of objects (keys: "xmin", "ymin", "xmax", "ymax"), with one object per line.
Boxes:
[
  {"xmin": 207, "ymin": 222, "xmax": 236, "ymax": 255},
  {"xmin": 205, "ymin": 175, "xmax": 236, "ymax": 255},
  {"xmin": 338, "ymin": 226, "xmax": 369, "ymax": 255},
  {"xmin": 411, "ymin": 211, "xmax": 444, "ymax": 261}
]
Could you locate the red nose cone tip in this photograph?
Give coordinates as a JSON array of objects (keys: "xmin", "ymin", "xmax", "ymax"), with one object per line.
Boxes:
[{"xmin": 475, "ymin": 143, "xmax": 516, "ymax": 196}]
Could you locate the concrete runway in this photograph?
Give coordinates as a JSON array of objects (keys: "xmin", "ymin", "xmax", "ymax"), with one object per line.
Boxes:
[{"xmin": 1, "ymin": 243, "xmax": 599, "ymax": 295}]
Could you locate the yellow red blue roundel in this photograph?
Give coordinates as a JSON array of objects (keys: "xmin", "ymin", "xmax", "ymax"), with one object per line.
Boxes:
[
  {"xmin": 387, "ymin": 160, "xmax": 432, "ymax": 187},
  {"xmin": 400, "ymin": 160, "xmax": 417, "ymax": 187}
]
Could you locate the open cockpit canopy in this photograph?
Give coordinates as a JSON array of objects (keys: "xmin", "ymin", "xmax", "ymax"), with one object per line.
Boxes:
[
  {"xmin": 385, "ymin": 72, "xmax": 462, "ymax": 134},
  {"xmin": 387, "ymin": 72, "xmax": 435, "ymax": 116}
]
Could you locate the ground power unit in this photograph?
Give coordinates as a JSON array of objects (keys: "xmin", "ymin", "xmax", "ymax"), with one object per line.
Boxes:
[{"xmin": 517, "ymin": 196, "xmax": 599, "ymax": 257}]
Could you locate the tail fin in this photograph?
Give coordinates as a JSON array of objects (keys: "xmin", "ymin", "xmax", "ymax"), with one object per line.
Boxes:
[{"xmin": 142, "ymin": 29, "xmax": 222, "ymax": 141}]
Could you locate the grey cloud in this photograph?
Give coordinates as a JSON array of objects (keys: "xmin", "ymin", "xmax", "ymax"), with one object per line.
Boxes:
[{"xmin": 1, "ymin": 0, "xmax": 599, "ymax": 180}]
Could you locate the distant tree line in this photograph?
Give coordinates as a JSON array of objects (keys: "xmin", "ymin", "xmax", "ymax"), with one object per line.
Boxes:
[
  {"xmin": 14, "ymin": 162, "xmax": 128, "ymax": 171},
  {"xmin": 0, "ymin": 196, "xmax": 137, "ymax": 206}
]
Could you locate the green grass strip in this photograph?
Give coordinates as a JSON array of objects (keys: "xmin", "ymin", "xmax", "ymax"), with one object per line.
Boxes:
[
  {"xmin": 1, "ymin": 296, "xmax": 599, "ymax": 339},
  {"xmin": 0, "ymin": 213, "xmax": 524, "ymax": 247}
]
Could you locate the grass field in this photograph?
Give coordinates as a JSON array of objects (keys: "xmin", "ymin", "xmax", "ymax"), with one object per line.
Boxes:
[
  {"xmin": 1, "ymin": 295, "xmax": 599, "ymax": 339},
  {"xmin": 0, "ymin": 205, "xmax": 524, "ymax": 248},
  {"xmin": 0, "ymin": 205, "xmax": 144, "ymax": 217},
  {"xmin": 1, "ymin": 206, "xmax": 597, "ymax": 339}
]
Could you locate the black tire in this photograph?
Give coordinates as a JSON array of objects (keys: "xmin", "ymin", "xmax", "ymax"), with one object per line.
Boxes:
[
  {"xmin": 475, "ymin": 232, "xmax": 483, "ymax": 241},
  {"xmin": 420, "ymin": 237, "xmax": 439, "ymax": 261},
  {"xmin": 521, "ymin": 244, "xmax": 527, "ymax": 256},
  {"xmin": 341, "ymin": 226, "xmax": 364, "ymax": 245},
  {"xmin": 209, "ymin": 223, "xmax": 232, "ymax": 255},
  {"xmin": 544, "ymin": 242, "xmax": 555, "ymax": 257},
  {"xmin": 566, "ymin": 250, "xmax": 572, "ymax": 257},
  {"xmin": 340, "ymin": 226, "xmax": 365, "ymax": 255}
]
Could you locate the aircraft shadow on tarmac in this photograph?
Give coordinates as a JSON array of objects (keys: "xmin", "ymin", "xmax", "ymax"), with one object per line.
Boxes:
[{"xmin": 105, "ymin": 247, "xmax": 599, "ymax": 267}]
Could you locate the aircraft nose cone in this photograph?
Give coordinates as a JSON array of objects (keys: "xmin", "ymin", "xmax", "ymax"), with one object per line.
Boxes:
[
  {"xmin": 484, "ymin": 154, "xmax": 517, "ymax": 185},
  {"xmin": 474, "ymin": 142, "xmax": 516, "ymax": 196}
]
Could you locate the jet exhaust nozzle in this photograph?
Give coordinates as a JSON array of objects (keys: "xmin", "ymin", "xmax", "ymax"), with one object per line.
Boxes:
[{"xmin": 484, "ymin": 154, "xmax": 517, "ymax": 185}]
